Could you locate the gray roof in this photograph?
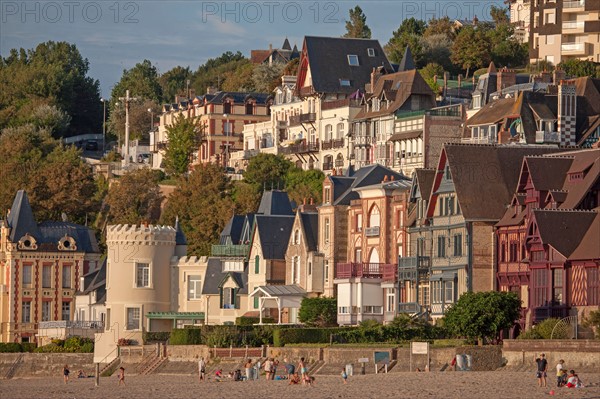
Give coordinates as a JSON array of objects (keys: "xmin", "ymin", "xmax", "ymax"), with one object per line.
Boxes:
[
  {"xmin": 220, "ymin": 215, "xmax": 246, "ymax": 244},
  {"xmin": 6, "ymin": 190, "xmax": 41, "ymax": 242},
  {"xmin": 301, "ymin": 36, "xmax": 393, "ymax": 94},
  {"xmin": 5, "ymin": 190, "xmax": 100, "ymax": 253},
  {"xmin": 333, "ymin": 164, "xmax": 405, "ymax": 206},
  {"xmin": 253, "ymin": 285, "xmax": 307, "ymax": 296},
  {"xmin": 257, "ymin": 190, "xmax": 294, "ymax": 216},
  {"xmin": 255, "ymin": 215, "xmax": 295, "ymax": 260},
  {"xmin": 299, "ymin": 212, "xmax": 318, "ymax": 252},
  {"xmin": 81, "ymin": 259, "xmax": 106, "ymax": 304},
  {"xmin": 202, "ymin": 257, "xmax": 248, "ymax": 295},
  {"xmin": 397, "ymin": 46, "xmax": 415, "ymax": 72}
]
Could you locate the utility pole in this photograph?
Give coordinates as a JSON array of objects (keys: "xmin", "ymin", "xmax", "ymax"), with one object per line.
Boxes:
[{"xmin": 118, "ymin": 90, "xmax": 138, "ymax": 165}]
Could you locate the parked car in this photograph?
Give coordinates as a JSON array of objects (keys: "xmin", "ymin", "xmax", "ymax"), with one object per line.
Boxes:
[
  {"xmin": 225, "ymin": 167, "xmax": 236, "ymax": 174},
  {"xmin": 85, "ymin": 141, "xmax": 99, "ymax": 151}
]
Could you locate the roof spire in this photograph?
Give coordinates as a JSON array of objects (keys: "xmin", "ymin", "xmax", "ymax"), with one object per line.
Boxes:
[{"xmin": 398, "ymin": 46, "xmax": 415, "ymax": 72}]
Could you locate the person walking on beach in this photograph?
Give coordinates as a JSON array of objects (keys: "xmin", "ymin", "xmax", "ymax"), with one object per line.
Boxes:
[
  {"xmin": 535, "ymin": 353, "xmax": 548, "ymax": 387},
  {"xmin": 284, "ymin": 359, "xmax": 295, "ymax": 380},
  {"xmin": 556, "ymin": 359, "xmax": 565, "ymax": 387},
  {"xmin": 63, "ymin": 365, "xmax": 70, "ymax": 384},
  {"xmin": 198, "ymin": 357, "xmax": 206, "ymax": 382},
  {"xmin": 298, "ymin": 357, "xmax": 307, "ymax": 384},
  {"xmin": 341, "ymin": 368, "xmax": 348, "ymax": 384},
  {"xmin": 118, "ymin": 367, "xmax": 125, "ymax": 386},
  {"xmin": 264, "ymin": 358, "xmax": 272, "ymax": 380},
  {"xmin": 244, "ymin": 359, "xmax": 253, "ymax": 381}
]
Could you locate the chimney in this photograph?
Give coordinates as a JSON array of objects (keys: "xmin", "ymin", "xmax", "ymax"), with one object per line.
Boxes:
[
  {"xmin": 553, "ymin": 69, "xmax": 566, "ymax": 85},
  {"xmin": 497, "ymin": 67, "xmax": 517, "ymax": 92},
  {"xmin": 303, "ymin": 197, "xmax": 307, "ymax": 205},
  {"xmin": 369, "ymin": 67, "xmax": 382, "ymax": 95},
  {"xmin": 558, "ymin": 80, "xmax": 577, "ymax": 147},
  {"xmin": 269, "ymin": 43, "xmax": 273, "ymax": 52}
]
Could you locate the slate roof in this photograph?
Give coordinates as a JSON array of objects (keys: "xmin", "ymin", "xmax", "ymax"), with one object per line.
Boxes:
[
  {"xmin": 5, "ymin": 190, "xmax": 100, "ymax": 253},
  {"xmin": 254, "ymin": 215, "xmax": 295, "ymax": 260},
  {"xmin": 299, "ymin": 212, "xmax": 318, "ymax": 252},
  {"xmin": 300, "ymin": 36, "xmax": 393, "ymax": 95},
  {"xmin": 220, "ymin": 215, "xmax": 246, "ymax": 245},
  {"xmin": 354, "ymin": 69, "xmax": 436, "ymax": 120},
  {"xmin": 328, "ymin": 176, "xmax": 354, "ymax": 204},
  {"xmin": 439, "ymin": 144, "xmax": 565, "ymax": 221},
  {"xmin": 533, "ymin": 209, "xmax": 597, "ymax": 259},
  {"xmin": 252, "ymin": 285, "xmax": 306, "ymax": 296},
  {"xmin": 569, "ymin": 210, "xmax": 600, "ymax": 261},
  {"xmin": 332, "ymin": 164, "xmax": 408, "ymax": 206},
  {"xmin": 202, "ymin": 257, "xmax": 248, "ymax": 295},
  {"xmin": 257, "ymin": 190, "xmax": 294, "ymax": 216},
  {"xmin": 414, "ymin": 169, "xmax": 436, "ymax": 201},
  {"xmin": 81, "ymin": 259, "xmax": 107, "ymax": 304},
  {"xmin": 397, "ymin": 46, "xmax": 415, "ymax": 72}
]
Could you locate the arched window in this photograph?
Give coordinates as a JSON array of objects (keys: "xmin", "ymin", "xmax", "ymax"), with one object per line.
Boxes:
[
  {"xmin": 294, "ymin": 229, "xmax": 300, "ymax": 245},
  {"xmin": 368, "ymin": 205, "xmax": 380, "ymax": 228},
  {"xmin": 337, "ymin": 123, "xmax": 344, "ymax": 139},
  {"xmin": 325, "ymin": 124, "xmax": 333, "ymax": 141},
  {"xmin": 245, "ymin": 101, "xmax": 254, "ymax": 115},
  {"xmin": 292, "ymin": 256, "xmax": 300, "ymax": 284},
  {"xmin": 223, "ymin": 99, "xmax": 232, "ymax": 114},
  {"xmin": 324, "ymin": 218, "xmax": 330, "ymax": 244}
]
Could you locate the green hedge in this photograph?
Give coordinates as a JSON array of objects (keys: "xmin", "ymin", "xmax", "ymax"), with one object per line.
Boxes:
[
  {"xmin": 169, "ymin": 328, "xmax": 202, "ymax": 345},
  {"xmin": 273, "ymin": 327, "xmax": 351, "ymax": 347},
  {"xmin": 235, "ymin": 316, "xmax": 275, "ymax": 326},
  {"xmin": 144, "ymin": 331, "xmax": 171, "ymax": 343},
  {"xmin": 0, "ymin": 343, "xmax": 25, "ymax": 352}
]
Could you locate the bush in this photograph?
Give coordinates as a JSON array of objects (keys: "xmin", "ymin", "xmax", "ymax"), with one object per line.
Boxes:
[
  {"xmin": 35, "ymin": 337, "xmax": 94, "ymax": 353},
  {"xmin": 202, "ymin": 326, "xmax": 238, "ymax": 347},
  {"xmin": 169, "ymin": 328, "xmax": 202, "ymax": 345},
  {"xmin": 235, "ymin": 316, "xmax": 275, "ymax": 326},
  {"xmin": 21, "ymin": 342, "xmax": 37, "ymax": 352},
  {"xmin": 273, "ymin": 327, "xmax": 350, "ymax": 347},
  {"xmin": 518, "ymin": 318, "xmax": 562, "ymax": 339},
  {"xmin": 298, "ymin": 297, "xmax": 337, "ymax": 327},
  {"xmin": 582, "ymin": 309, "xmax": 600, "ymax": 339},
  {"xmin": 144, "ymin": 331, "xmax": 171, "ymax": 343},
  {"xmin": 0, "ymin": 343, "xmax": 24, "ymax": 352}
]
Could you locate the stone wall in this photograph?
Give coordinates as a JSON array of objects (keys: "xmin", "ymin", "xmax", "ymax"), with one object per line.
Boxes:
[
  {"xmin": 502, "ymin": 340, "xmax": 600, "ymax": 371},
  {"xmin": 0, "ymin": 353, "xmax": 94, "ymax": 378},
  {"xmin": 167, "ymin": 345, "xmax": 212, "ymax": 361}
]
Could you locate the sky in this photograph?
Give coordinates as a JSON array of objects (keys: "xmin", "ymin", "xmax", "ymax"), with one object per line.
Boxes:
[{"xmin": 1, "ymin": 0, "xmax": 504, "ymax": 99}]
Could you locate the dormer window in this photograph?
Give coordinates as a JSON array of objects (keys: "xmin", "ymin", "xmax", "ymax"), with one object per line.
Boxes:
[
  {"xmin": 223, "ymin": 100, "xmax": 232, "ymax": 114},
  {"xmin": 18, "ymin": 234, "xmax": 38, "ymax": 250},
  {"xmin": 367, "ymin": 48, "xmax": 375, "ymax": 57},
  {"xmin": 340, "ymin": 79, "xmax": 351, "ymax": 87},
  {"xmin": 58, "ymin": 235, "xmax": 77, "ymax": 251},
  {"xmin": 347, "ymin": 55, "xmax": 359, "ymax": 66}
]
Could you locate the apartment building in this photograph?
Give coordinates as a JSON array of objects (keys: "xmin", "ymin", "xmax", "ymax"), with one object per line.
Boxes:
[{"xmin": 529, "ymin": 0, "xmax": 600, "ymax": 64}]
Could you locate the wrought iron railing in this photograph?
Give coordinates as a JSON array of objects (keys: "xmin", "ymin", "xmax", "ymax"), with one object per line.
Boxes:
[{"xmin": 211, "ymin": 244, "xmax": 249, "ymax": 257}]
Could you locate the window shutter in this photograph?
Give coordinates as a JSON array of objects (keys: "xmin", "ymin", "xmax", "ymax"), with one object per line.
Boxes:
[
  {"xmin": 219, "ymin": 288, "xmax": 223, "ymax": 308},
  {"xmin": 234, "ymin": 288, "xmax": 240, "ymax": 309},
  {"xmin": 254, "ymin": 296, "xmax": 259, "ymax": 309}
]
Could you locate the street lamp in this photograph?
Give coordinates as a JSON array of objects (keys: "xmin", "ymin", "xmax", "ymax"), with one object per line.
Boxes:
[
  {"xmin": 147, "ymin": 108, "xmax": 154, "ymax": 132},
  {"xmin": 100, "ymin": 98, "xmax": 106, "ymax": 153}
]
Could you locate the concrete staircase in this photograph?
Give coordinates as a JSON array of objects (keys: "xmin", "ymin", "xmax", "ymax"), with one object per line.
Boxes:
[
  {"xmin": 99, "ymin": 356, "xmax": 121, "ymax": 377},
  {"xmin": 4, "ymin": 354, "xmax": 24, "ymax": 379},
  {"xmin": 140, "ymin": 357, "xmax": 167, "ymax": 375}
]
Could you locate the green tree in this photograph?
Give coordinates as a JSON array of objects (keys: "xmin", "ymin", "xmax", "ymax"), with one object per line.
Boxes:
[
  {"xmin": 443, "ymin": 291, "xmax": 521, "ymax": 343},
  {"xmin": 421, "ymin": 34, "xmax": 456, "ymax": 74},
  {"xmin": 582, "ymin": 309, "xmax": 600, "ymax": 338},
  {"xmin": 105, "ymin": 168, "xmax": 163, "ymax": 225},
  {"xmin": 29, "ymin": 104, "xmax": 72, "ymax": 137},
  {"xmin": 285, "ymin": 168, "xmax": 325, "ymax": 206},
  {"xmin": 0, "ymin": 41, "xmax": 101, "ymax": 136},
  {"xmin": 424, "ymin": 16, "xmax": 456, "ymax": 41},
  {"xmin": 163, "ymin": 115, "xmax": 202, "ymax": 177},
  {"xmin": 110, "ymin": 59, "xmax": 163, "ymax": 105},
  {"xmin": 343, "ymin": 6, "xmax": 372, "ymax": 39},
  {"xmin": 108, "ymin": 99, "xmax": 161, "ymax": 144},
  {"xmin": 0, "ymin": 124, "xmax": 98, "ymax": 224},
  {"xmin": 558, "ymin": 59, "xmax": 600, "ymax": 78},
  {"xmin": 298, "ymin": 297, "xmax": 337, "ymax": 327},
  {"xmin": 419, "ymin": 62, "xmax": 445, "ymax": 92},
  {"xmin": 161, "ymin": 164, "xmax": 234, "ymax": 256},
  {"xmin": 451, "ymin": 26, "xmax": 491, "ymax": 78},
  {"xmin": 159, "ymin": 66, "xmax": 192, "ymax": 102},
  {"xmin": 490, "ymin": 5, "xmax": 510, "ymax": 26},
  {"xmin": 191, "ymin": 51, "xmax": 250, "ymax": 94},
  {"xmin": 384, "ymin": 18, "xmax": 427, "ymax": 65},
  {"xmin": 232, "ymin": 181, "xmax": 262, "ymax": 214},
  {"xmin": 252, "ymin": 63, "xmax": 285, "ymax": 93},
  {"xmin": 244, "ymin": 154, "xmax": 292, "ymax": 189}
]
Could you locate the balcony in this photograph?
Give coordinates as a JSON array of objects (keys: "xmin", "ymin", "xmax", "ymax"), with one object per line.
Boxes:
[
  {"xmin": 211, "ymin": 244, "xmax": 249, "ymax": 257},
  {"xmin": 354, "ymin": 135, "xmax": 372, "ymax": 146},
  {"xmin": 322, "ymin": 162, "xmax": 333, "ymax": 170},
  {"xmin": 398, "ymin": 256, "xmax": 431, "ymax": 281},
  {"xmin": 535, "ymin": 131, "xmax": 560, "ymax": 144},
  {"xmin": 561, "ymin": 42, "xmax": 589, "ymax": 55},
  {"xmin": 279, "ymin": 140, "xmax": 319, "ymax": 154},
  {"xmin": 461, "ymin": 136, "xmax": 496, "ymax": 144},
  {"xmin": 39, "ymin": 320, "xmax": 104, "ymax": 329},
  {"xmin": 289, "ymin": 113, "xmax": 316, "ymax": 126},
  {"xmin": 321, "ymin": 138, "xmax": 345, "ymax": 150},
  {"xmin": 321, "ymin": 98, "xmax": 362, "ymax": 111},
  {"xmin": 397, "ymin": 302, "xmax": 422, "ymax": 314},
  {"xmin": 365, "ymin": 226, "xmax": 380, "ymax": 237},
  {"xmin": 335, "ymin": 262, "xmax": 395, "ymax": 279},
  {"xmin": 563, "ymin": 1, "xmax": 585, "ymax": 10},
  {"xmin": 563, "ymin": 21, "xmax": 585, "ymax": 31},
  {"xmin": 335, "ymin": 158, "xmax": 345, "ymax": 167}
]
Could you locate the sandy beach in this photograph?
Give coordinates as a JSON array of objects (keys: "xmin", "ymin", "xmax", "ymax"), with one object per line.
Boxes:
[{"xmin": 1, "ymin": 372, "xmax": 599, "ymax": 399}]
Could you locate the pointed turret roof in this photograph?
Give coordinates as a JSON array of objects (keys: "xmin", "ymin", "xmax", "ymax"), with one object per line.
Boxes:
[
  {"xmin": 488, "ymin": 61, "xmax": 497, "ymax": 74},
  {"xmin": 257, "ymin": 190, "xmax": 294, "ymax": 216},
  {"xmin": 398, "ymin": 46, "xmax": 415, "ymax": 72},
  {"xmin": 6, "ymin": 190, "xmax": 40, "ymax": 242},
  {"xmin": 282, "ymin": 37, "xmax": 292, "ymax": 50},
  {"xmin": 174, "ymin": 216, "xmax": 187, "ymax": 245}
]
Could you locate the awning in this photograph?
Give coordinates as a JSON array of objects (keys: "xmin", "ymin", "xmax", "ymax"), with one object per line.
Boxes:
[
  {"xmin": 429, "ymin": 272, "xmax": 457, "ymax": 282},
  {"xmin": 389, "ymin": 130, "xmax": 422, "ymax": 141},
  {"xmin": 249, "ymin": 285, "xmax": 307, "ymax": 324},
  {"xmin": 146, "ymin": 312, "xmax": 205, "ymax": 328}
]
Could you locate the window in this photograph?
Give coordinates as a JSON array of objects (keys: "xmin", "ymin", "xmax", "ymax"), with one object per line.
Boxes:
[
  {"xmin": 347, "ymin": 55, "xmax": 359, "ymax": 66},
  {"xmin": 587, "ymin": 268, "xmax": 599, "ymax": 305},
  {"xmin": 245, "ymin": 102, "xmax": 253, "ymax": 115},
  {"xmin": 419, "ymin": 285, "xmax": 430, "ymax": 307},
  {"xmin": 363, "ymin": 306, "xmax": 382, "ymax": 314},
  {"xmin": 356, "ymin": 213, "xmax": 363, "ymax": 232},
  {"xmin": 23, "ymin": 265, "xmax": 32, "ymax": 286},
  {"xmin": 444, "ymin": 281, "xmax": 454, "ymax": 303},
  {"xmin": 223, "ymin": 260, "xmax": 244, "ymax": 272},
  {"xmin": 292, "ymin": 256, "xmax": 300, "ymax": 284},
  {"xmin": 62, "ymin": 265, "xmax": 71, "ymax": 288},
  {"xmin": 453, "ymin": 234, "xmax": 463, "ymax": 257},
  {"xmin": 62, "ymin": 301, "xmax": 71, "ymax": 321},
  {"xmin": 222, "ymin": 288, "xmax": 236, "ymax": 309},
  {"xmin": 22, "ymin": 301, "xmax": 31, "ymax": 323},
  {"xmin": 188, "ymin": 275, "xmax": 202, "ymax": 300},
  {"xmin": 367, "ymin": 48, "xmax": 375, "ymax": 57},
  {"xmin": 255, "ymin": 255, "xmax": 260, "ymax": 274},
  {"xmin": 337, "ymin": 123, "xmax": 344, "ymax": 139},
  {"xmin": 324, "ymin": 260, "xmax": 329, "ymax": 283},
  {"xmin": 223, "ymin": 101, "xmax": 231, "ymax": 114},
  {"xmin": 500, "ymin": 242, "xmax": 506, "ymax": 262},
  {"xmin": 534, "ymin": 269, "xmax": 548, "ymax": 307},
  {"xmin": 324, "ymin": 187, "xmax": 331, "ymax": 204},
  {"xmin": 339, "ymin": 306, "xmax": 350, "ymax": 314},
  {"xmin": 325, "ymin": 124, "xmax": 333, "ymax": 141},
  {"xmin": 437, "ymin": 236, "xmax": 446, "ymax": 258},
  {"xmin": 42, "ymin": 301, "xmax": 50, "ymax": 322},
  {"xmin": 355, "ymin": 248, "xmax": 362, "ymax": 262},
  {"xmin": 136, "ymin": 263, "xmax": 150, "ymax": 288},
  {"xmin": 340, "ymin": 79, "xmax": 351, "ymax": 87},
  {"xmin": 42, "ymin": 265, "xmax": 52, "ymax": 288},
  {"xmin": 368, "ymin": 206, "xmax": 380, "ymax": 228},
  {"xmin": 126, "ymin": 307, "xmax": 140, "ymax": 330},
  {"xmin": 324, "ymin": 218, "xmax": 330, "ymax": 244},
  {"xmin": 308, "ymin": 262, "xmax": 312, "ymax": 275},
  {"xmin": 386, "ymin": 288, "xmax": 396, "ymax": 312},
  {"xmin": 509, "ymin": 242, "xmax": 519, "ymax": 262},
  {"xmin": 254, "ymin": 296, "xmax": 259, "ymax": 309},
  {"xmin": 294, "ymin": 229, "xmax": 300, "ymax": 245},
  {"xmin": 552, "ymin": 269, "xmax": 563, "ymax": 305}
]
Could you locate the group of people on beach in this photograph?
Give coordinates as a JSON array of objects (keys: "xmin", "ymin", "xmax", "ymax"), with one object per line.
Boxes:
[
  {"xmin": 62, "ymin": 364, "xmax": 125, "ymax": 386},
  {"xmin": 198, "ymin": 356, "xmax": 318, "ymax": 385},
  {"xmin": 535, "ymin": 354, "xmax": 584, "ymax": 389}
]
